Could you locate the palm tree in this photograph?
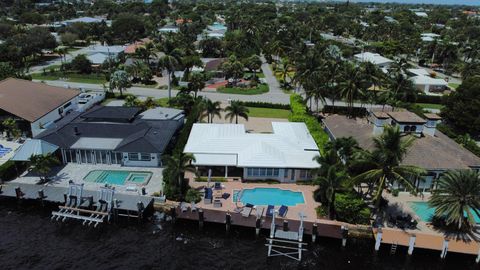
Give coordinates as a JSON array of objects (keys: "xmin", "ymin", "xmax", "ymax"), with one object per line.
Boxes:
[
  {"xmin": 224, "ymin": 101, "xmax": 249, "ymax": 124},
  {"xmin": 109, "ymin": 70, "xmax": 130, "ymax": 97},
  {"xmin": 2, "ymin": 118, "xmax": 21, "ymax": 139},
  {"xmin": 430, "ymin": 170, "xmax": 480, "ymax": 235},
  {"xmin": 351, "ymin": 126, "xmax": 425, "ymax": 208},
  {"xmin": 202, "ymin": 99, "xmax": 222, "ymax": 123},
  {"xmin": 29, "ymin": 154, "xmax": 60, "ymax": 183},
  {"xmin": 158, "ymin": 55, "xmax": 179, "ymax": 100},
  {"xmin": 163, "ymin": 152, "xmax": 197, "ymax": 198},
  {"xmin": 315, "ymin": 166, "xmax": 348, "ymax": 220},
  {"xmin": 187, "ymin": 72, "xmax": 206, "ymax": 98},
  {"xmin": 339, "ymin": 63, "xmax": 365, "ymax": 116}
]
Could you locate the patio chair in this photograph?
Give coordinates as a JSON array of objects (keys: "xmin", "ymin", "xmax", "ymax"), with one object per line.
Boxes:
[
  {"xmin": 278, "ymin": 205, "xmax": 288, "ymax": 217},
  {"xmin": 214, "ymin": 182, "xmax": 222, "ymax": 190},
  {"xmin": 180, "ymin": 202, "xmax": 188, "ymax": 212},
  {"xmin": 241, "ymin": 203, "xmax": 254, "ymax": 217},
  {"xmin": 222, "ymin": 193, "xmax": 230, "ymax": 199},
  {"xmin": 190, "ymin": 201, "xmax": 197, "ymax": 213},
  {"xmin": 204, "ymin": 187, "xmax": 213, "ymax": 204},
  {"xmin": 213, "ymin": 199, "xmax": 222, "ymax": 208},
  {"xmin": 266, "ymin": 205, "xmax": 275, "ymax": 217},
  {"xmin": 255, "ymin": 206, "xmax": 265, "ymax": 218}
]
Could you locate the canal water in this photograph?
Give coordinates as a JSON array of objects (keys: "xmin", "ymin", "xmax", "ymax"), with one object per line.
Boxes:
[{"xmin": 0, "ymin": 202, "xmax": 477, "ymax": 270}]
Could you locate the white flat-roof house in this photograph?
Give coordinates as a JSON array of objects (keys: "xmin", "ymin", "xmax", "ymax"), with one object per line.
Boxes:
[
  {"xmin": 410, "ymin": 75, "xmax": 448, "ymax": 94},
  {"xmin": 354, "ymin": 52, "xmax": 393, "ymax": 69},
  {"xmin": 184, "ymin": 122, "xmax": 320, "ymax": 182}
]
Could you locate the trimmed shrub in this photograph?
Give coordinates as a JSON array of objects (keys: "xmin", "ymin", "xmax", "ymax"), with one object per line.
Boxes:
[
  {"xmin": 289, "ymin": 94, "xmax": 329, "ymax": 154},
  {"xmin": 237, "ymin": 101, "xmax": 290, "ymax": 110},
  {"xmin": 416, "ymin": 94, "xmax": 443, "ymax": 104},
  {"xmin": 335, "ymin": 192, "xmax": 371, "ymax": 225},
  {"xmin": 322, "ymin": 105, "xmax": 368, "ymax": 117},
  {"xmin": 185, "ymin": 188, "xmax": 202, "ymax": 203}
]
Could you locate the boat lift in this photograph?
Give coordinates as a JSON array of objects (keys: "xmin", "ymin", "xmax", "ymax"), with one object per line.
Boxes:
[
  {"xmin": 51, "ymin": 183, "xmax": 115, "ymax": 227},
  {"xmin": 266, "ymin": 210, "xmax": 307, "ymax": 261}
]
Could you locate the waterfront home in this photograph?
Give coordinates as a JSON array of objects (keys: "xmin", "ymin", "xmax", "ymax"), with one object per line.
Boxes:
[
  {"xmin": 323, "ymin": 111, "xmax": 480, "ymax": 193},
  {"xmin": 0, "ymin": 78, "xmax": 80, "ymax": 137},
  {"xmin": 158, "ymin": 25, "xmax": 179, "ymax": 34},
  {"xmin": 183, "ymin": 122, "xmax": 319, "ymax": 182},
  {"xmin": 83, "ymin": 45, "xmax": 126, "ymax": 65},
  {"xmin": 353, "ymin": 52, "xmax": 393, "ymax": 69},
  {"xmin": 421, "ymin": 33, "xmax": 441, "ymax": 42},
  {"xmin": 36, "ymin": 106, "xmax": 184, "ymax": 167}
]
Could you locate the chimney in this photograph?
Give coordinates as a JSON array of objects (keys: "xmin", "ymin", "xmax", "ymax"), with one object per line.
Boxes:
[
  {"xmin": 423, "ymin": 114, "xmax": 441, "ymax": 136},
  {"xmin": 74, "ymin": 126, "xmax": 80, "ymax": 135},
  {"xmin": 370, "ymin": 111, "xmax": 390, "ymax": 135}
]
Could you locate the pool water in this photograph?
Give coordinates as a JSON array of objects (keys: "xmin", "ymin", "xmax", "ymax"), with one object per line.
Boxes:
[
  {"xmin": 84, "ymin": 170, "xmax": 152, "ymax": 185},
  {"xmin": 233, "ymin": 188, "xmax": 304, "ymax": 206},
  {"xmin": 409, "ymin": 201, "xmax": 480, "ymax": 223}
]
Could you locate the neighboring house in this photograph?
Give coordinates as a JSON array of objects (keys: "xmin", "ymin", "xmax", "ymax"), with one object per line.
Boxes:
[
  {"xmin": 407, "ymin": 69, "xmax": 448, "ymax": 94},
  {"xmin": 0, "ymin": 78, "xmax": 80, "ymax": 137},
  {"xmin": 36, "ymin": 106, "xmax": 184, "ymax": 167},
  {"xmin": 124, "ymin": 38, "xmax": 152, "ymax": 55},
  {"xmin": 414, "ymin": 12, "xmax": 428, "ymax": 17},
  {"xmin": 184, "ymin": 122, "xmax": 320, "ymax": 182},
  {"xmin": 59, "ymin": 17, "xmax": 106, "ymax": 26},
  {"xmin": 421, "ymin": 33, "xmax": 441, "ymax": 42},
  {"xmin": 158, "ymin": 25, "xmax": 179, "ymax": 34},
  {"xmin": 198, "ymin": 22, "xmax": 227, "ymax": 40},
  {"xmin": 323, "ymin": 111, "xmax": 480, "ymax": 193},
  {"xmin": 354, "ymin": 52, "xmax": 393, "ymax": 69},
  {"xmin": 84, "ymin": 45, "xmax": 126, "ymax": 65}
]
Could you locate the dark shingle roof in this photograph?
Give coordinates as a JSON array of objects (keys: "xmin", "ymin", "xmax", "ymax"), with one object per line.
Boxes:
[
  {"xmin": 81, "ymin": 106, "xmax": 142, "ymax": 121},
  {"xmin": 323, "ymin": 114, "xmax": 480, "ymax": 170},
  {"xmin": 36, "ymin": 107, "xmax": 181, "ymax": 153}
]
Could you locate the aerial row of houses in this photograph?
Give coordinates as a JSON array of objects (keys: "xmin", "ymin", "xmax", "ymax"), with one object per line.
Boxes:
[
  {"xmin": 354, "ymin": 52, "xmax": 449, "ymax": 94},
  {"xmin": 0, "ymin": 78, "xmax": 478, "ymax": 187}
]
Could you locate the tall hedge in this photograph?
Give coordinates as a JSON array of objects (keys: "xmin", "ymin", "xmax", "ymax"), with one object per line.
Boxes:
[{"xmin": 288, "ymin": 94, "xmax": 329, "ymax": 154}]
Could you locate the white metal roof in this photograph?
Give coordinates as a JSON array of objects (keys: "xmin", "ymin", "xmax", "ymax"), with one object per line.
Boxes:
[
  {"xmin": 354, "ymin": 52, "xmax": 393, "ymax": 66},
  {"xmin": 411, "ymin": 75, "xmax": 448, "ymax": 86},
  {"xmin": 11, "ymin": 139, "xmax": 58, "ymax": 161},
  {"xmin": 184, "ymin": 122, "xmax": 320, "ymax": 168},
  {"xmin": 71, "ymin": 137, "xmax": 122, "ymax": 150},
  {"xmin": 408, "ymin": 68, "xmax": 430, "ymax": 76}
]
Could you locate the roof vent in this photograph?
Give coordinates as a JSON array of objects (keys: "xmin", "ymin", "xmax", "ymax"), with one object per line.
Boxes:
[{"xmin": 74, "ymin": 126, "xmax": 80, "ymax": 135}]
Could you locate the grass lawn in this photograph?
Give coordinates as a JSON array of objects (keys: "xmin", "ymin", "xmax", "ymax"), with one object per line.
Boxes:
[
  {"xmin": 247, "ymin": 107, "xmax": 291, "ymax": 119},
  {"xmin": 415, "ymin": 103, "xmax": 444, "ymax": 110},
  {"xmin": 31, "ymin": 72, "xmax": 107, "ymax": 84},
  {"xmin": 217, "ymin": 84, "xmax": 269, "ymax": 95},
  {"xmin": 448, "ymin": 83, "xmax": 460, "ymax": 89},
  {"xmin": 244, "ymin": 72, "xmax": 265, "ymax": 78},
  {"xmin": 156, "ymin": 97, "xmax": 170, "ymax": 107}
]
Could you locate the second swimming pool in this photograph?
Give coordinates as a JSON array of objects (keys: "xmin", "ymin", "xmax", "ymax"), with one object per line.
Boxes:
[
  {"xmin": 84, "ymin": 170, "xmax": 152, "ymax": 186},
  {"xmin": 233, "ymin": 187, "xmax": 305, "ymax": 206},
  {"xmin": 408, "ymin": 201, "xmax": 480, "ymax": 223}
]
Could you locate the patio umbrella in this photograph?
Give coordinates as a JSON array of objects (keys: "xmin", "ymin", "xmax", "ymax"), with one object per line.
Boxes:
[
  {"xmin": 11, "ymin": 139, "xmax": 59, "ymax": 161},
  {"xmin": 207, "ymin": 168, "xmax": 212, "ymax": 188}
]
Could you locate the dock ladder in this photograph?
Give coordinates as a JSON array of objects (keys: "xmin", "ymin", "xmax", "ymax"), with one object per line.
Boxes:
[{"xmin": 390, "ymin": 242, "xmax": 398, "ymax": 255}]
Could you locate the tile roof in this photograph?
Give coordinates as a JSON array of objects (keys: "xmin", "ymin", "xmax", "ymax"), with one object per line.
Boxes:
[
  {"xmin": 388, "ymin": 111, "xmax": 427, "ymax": 124},
  {"xmin": 323, "ymin": 114, "xmax": 480, "ymax": 170},
  {"xmin": 0, "ymin": 78, "xmax": 79, "ymax": 122}
]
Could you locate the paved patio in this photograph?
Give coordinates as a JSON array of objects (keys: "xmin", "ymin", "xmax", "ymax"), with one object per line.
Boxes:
[{"xmin": 11, "ymin": 163, "xmax": 163, "ymax": 196}]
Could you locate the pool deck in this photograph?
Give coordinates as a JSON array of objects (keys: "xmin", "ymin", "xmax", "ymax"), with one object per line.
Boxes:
[
  {"xmin": 10, "ymin": 163, "xmax": 164, "ymax": 196},
  {"xmin": 176, "ymin": 175, "xmax": 349, "ymax": 239},
  {"xmin": 374, "ymin": 192, "xmax": 480, "ymax": 256}
]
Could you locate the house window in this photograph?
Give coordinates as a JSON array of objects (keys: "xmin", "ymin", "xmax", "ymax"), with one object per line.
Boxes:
[
  {"xmin": 140, "ymin": 153, "xmax": 151, "ymax": 161},
  {"xmin": 247, "ymin": 168, "xmax": 280, "ymax": 177},
  {"xmin": 299, "ymin": 170, "xmax": 311, "ymax": 179},
  {"xmin": 128, "ymin": 153, "xmax": 139, "ymax": 161}
]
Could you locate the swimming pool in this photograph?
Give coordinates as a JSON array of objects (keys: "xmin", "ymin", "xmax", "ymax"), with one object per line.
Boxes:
[
  {"xmin": 84, "ymin": 170, "xmax": 152, "ymax": 186},
  {"xmin": 233, "ymin": 188, "xmax": 304, "ymax": 206},
  {"xmin": 408, "ymin": 201, "xmax": 480, "ymax": 223}
]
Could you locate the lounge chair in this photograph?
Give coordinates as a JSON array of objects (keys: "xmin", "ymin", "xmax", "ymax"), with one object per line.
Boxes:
[
  {"xmin": 204, "ymin": 187, "xmax": 213, "ymax": 204},
  {"xmin": 213, "ymin": 199, "xmax": 222, "ymax": 208},
  {"xmin": 191, "ymin": 201, "xmax": 197, "ymax": 213},
  {"xmin": 255, "ymin": 206, "xmax": 265, "ymax": 218},
  {"xmin": 278, "ymin": 205, "xmax": 288, "ymax": 217},
  {"xmin": 180, "ymin": 202, "xmax": 188, "ymax": 212},
  {"xmin": 266, "ymin": 205, "xmax": 275, "ymax": 217},
  {"xmin": 241, "ymin": 203, "xmax": 254, "ymax": 217}
]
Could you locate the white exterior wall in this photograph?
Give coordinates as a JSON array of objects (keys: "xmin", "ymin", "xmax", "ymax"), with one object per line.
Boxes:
[
  {"xmin": 396, "ymin": 123, "xmax": 424, "ymax": 134},
  {"xmin": 31, "ymin": 97, "xmax": 78, "ymax": 137},
  {"xmin": 122, "ymin": 153, "xmax": 161, "ymax": 167}
]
